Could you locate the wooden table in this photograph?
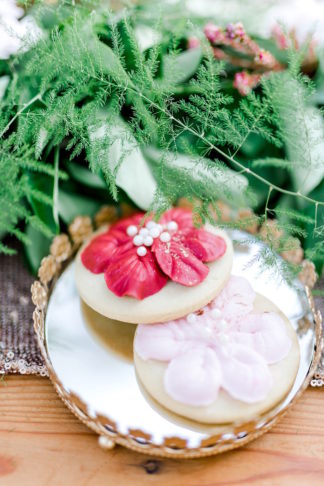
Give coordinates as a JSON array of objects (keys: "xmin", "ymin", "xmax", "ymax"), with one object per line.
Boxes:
[{"xmin": 0, "ymin": 376, "xmax": 324, "ymax": 485}]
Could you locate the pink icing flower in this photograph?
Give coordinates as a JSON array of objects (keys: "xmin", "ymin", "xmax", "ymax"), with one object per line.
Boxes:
[
  {"xmin": 81, "ymin": 208, "xmax": 226, "ymax": 300},
  {"xmin": 135, "ymin": 276, "xmax": 292, "ymax": 406}
]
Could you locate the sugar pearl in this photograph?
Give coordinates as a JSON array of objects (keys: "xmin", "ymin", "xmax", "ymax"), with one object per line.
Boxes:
[
  {"xmin": 139, "ymin": 228, "xmax": 149, "ymax": 237},
  {"xmin": 150, "ymin": 227, "xmax": 161, "ymax": 238},
  {"xmin": 211, "ymin": 308, "xmax": 221, "ymax": 320},
  {"xmin": 218, "ymin": 334, "xmax": 229, "ymax": 345},
  {"xmin": 218, "ymin": 319, "xmax": 227, "ymax": 331},
  {"xmin": 137, "ymin": 246, "xmax": 147, "ymax": 257},
  {"xmin": 167, "ymin": 220, "xmax": 178, "ymax": 231},
  {"xmin": 186, "ymin": 313, "xmax": 197, "ymax": 323},
  {"xmin": 127, "ymin": 225, "xmax": 138, "ymax": 237},
  {"xmin": 133, "ymin": 235, "xmax": 144, "ymax": 246},
  {"xmin": 160, "ymin": 231, "xmax": 171, "ymax": 243},
  {"xmin": 144, "ymin": 235, "xmax": 153, "ymax": 247},
  {"xmin": 203, "ymin": 326, "xmax": 213, "ymax": 337},
  {"xmin": 146, "ymin": 221, "xmax": 156, "ymax": 230}
]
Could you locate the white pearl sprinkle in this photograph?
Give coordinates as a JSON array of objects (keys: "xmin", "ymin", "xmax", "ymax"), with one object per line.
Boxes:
[
  {"xmin": 150, "ymin": 227, "xmax": 161, "ymax": 238},
  {"xmin": 203, "ymin": 327, "xmax": 213, "ymax": 337},
  {"xmin": 167, "ymin": 221, "xmax": 178, "ymax": 232},
  {"xmin": 146, "ymin": 221, "xmax": 156, "ymax": 230},
  {"xmin": 133, "ymin": 234, "xmax": 144, "ymax": 246},
  {"xmin": 137, "ymin": 246, "xmax": 147, "ymax": 257},
  {"xmin": 218, "ymin": 319, "xmax": 227, "ymax": 331},
  {"xmin": 186, "ymin": 313, "xmax": 197, "ymax": 324},
  {"xmin": 139, "ymin": 228, "xmax": 149, "ymax": 237},
  {"xmin": 160, "ymin": 231, "xmax": 171, "ymax": 243},
  {"xmin": 218, "ymin": 334, "xmax": 229, "ymax": 345},
  {"xmin": 144, "ymin": 235, "xmax": 153, "ymax": 247},
  {"xmin": 211, "ymin": 308, "xmax": 221, "ymax": 320},
  {"xmin": 126, "ymin": 225, "xmax": 138, "ymax": 237}
]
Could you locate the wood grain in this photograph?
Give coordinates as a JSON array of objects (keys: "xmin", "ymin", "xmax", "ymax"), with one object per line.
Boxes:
[{"xmin": 0, "ymin": 376, "xmax": 324, "ymax": 486}]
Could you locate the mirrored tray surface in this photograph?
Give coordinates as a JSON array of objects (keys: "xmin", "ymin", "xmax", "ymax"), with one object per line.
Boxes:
[{"xmin": 42, "ymin": 232, "xmax": 321, "ymax": 458}]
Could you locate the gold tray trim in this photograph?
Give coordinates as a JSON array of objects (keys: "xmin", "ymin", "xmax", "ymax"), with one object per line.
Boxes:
[{"xmin": 31, "ymin": 219, "xmax": 323, "ymax": 459}]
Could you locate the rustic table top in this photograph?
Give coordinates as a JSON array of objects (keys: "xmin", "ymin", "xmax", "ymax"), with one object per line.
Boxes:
[{"xmin": 1, "ymin": 375, "xmax": 323, "ymax": 486}]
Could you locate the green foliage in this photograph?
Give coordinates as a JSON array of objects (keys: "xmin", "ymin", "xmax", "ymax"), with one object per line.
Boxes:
[{"xmin": 0, "ymin": 0, "xmax": 323, "ymax": 277}]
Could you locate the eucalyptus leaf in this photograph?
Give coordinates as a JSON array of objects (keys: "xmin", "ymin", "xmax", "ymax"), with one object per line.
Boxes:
[
  {"xmin": 68, "ymin": 162, "xmax": 107, "ymax": 189},
  {"xmin": 290, "ymin": 107, "xmax": 324, "ymax": 196},
  {"xmin": 267, "ymin": 74, "xmax": 324, "ymax": 196},
  {"xmin": 27, "ymin": 173, "xmax": 59, "ymax": 234},
  {"xmin": 88, "ymin": 113, "xmax": 157, "ymax": 210},
  {"xmin": 134, "ymin": 25, "xmax": 161, "ymax": 51},
  {"xmin": 144, "ymin": 147, "xmax": 250, "ymax": 207},
  {"xmin": 24, "ymin": 223, "xmax": 51, "ymax": 275},
  {"xmin": 0, "ymin": 75, "xmax": 9, "ymax": 100},
  {"xmin": 163, "ymin": 47, "xmax": 202, "ymax": 84},
  {"xmin": 58, "ymin": 190, "xmax": 102, "ymax": 223}
]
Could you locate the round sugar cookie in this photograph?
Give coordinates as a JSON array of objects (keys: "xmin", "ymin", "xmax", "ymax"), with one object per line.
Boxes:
[
  {"xmin": 75, "ymin": 224, "xmax": 233, "ymax": 324},
  {"xmin": 81, "ymin": 300, "xmax": 136, "ymax": 361},
  {"xmin": 134, "ymin": 293, "xmax": 300, "ymax": 424}
]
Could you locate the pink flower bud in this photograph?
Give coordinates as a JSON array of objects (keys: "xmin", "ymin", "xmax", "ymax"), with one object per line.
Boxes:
[
  {"xmin": 187, "ymin": 36, "xmax": 200, "ymax": 49},
  {"xmin": 233, "ymin": 71, "xmax": 261, "ymax": 96},
  {"xmin": 272, "ymin": 24, "xmax": 289, "ymax": 50},
  {"xmin": 204, "ymin": 22, "xmax": 221, "ymax": 43}
]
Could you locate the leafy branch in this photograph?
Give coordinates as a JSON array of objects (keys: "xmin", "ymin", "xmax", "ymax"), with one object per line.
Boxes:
[{"xmin": 0, "ymin": 2, "xmax": 323, "ymax": 277}]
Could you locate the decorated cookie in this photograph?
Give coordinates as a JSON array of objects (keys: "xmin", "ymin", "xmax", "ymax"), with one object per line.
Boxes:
[
  {"xmin": 75, "ymin": 208, "xmax": 233, "ymax": 324},
  {"xmin": 134, "ymin": 276, "xmax": 300, "ymax": 424}
]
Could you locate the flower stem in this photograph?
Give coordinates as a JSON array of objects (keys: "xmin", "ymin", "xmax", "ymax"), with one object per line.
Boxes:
[
  {"xmin": 134, "ymin": 87, "xmax": 324, "ymax": 208},
  {"xmin": 0, "ymin": 93, "xmax": 43, "ymax": 138}
]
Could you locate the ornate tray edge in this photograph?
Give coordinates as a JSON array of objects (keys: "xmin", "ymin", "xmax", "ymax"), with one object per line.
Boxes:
[{"xmin": 31, "ymin": 216, "xmax": 323, "ymax": 459}]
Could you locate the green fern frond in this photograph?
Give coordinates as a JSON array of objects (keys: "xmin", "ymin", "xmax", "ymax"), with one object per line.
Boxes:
[{"xmin": 0, "ymin": 2, "xmax": 323, "ymax": 279}]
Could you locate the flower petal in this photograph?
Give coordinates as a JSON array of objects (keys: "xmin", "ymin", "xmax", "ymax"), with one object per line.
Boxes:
[
  {"xmin": 164, "ymin": 347, "xmax": 222, "ymax": 406},
  {"xmin": 211, "ymin": 275, "xmax": 255, "ymax": 319},
  {"xmin": 152, "ymin": 237, "xmax": 209, "ymax": 286},
  {"xmin": 232, "ymin": 312, "xmax": 292, "ymax": 364},
  {"xmin": 81, "ymin": 229, "xmax": 131, "ymax": 273},
  {"xmin": 104, "ymin": 247, "xmax": 168, "ymax": 299},
  {"xmin": 159, "ymin": 208, "xmax": 193, "ymax": 232},
  {"xmin": 112, "ymin": 212, "xmax": 145, "ymax": 231},
  {"xmin": 135, "ymin": 322, "xmax": 186, "ymax": 361},
  {"xmin": 220, "ymin": 344, "xmax": 272, "ymax": 403},
  {"xmin": 183, "ymin": 228, "xmax": 227, "ymax": 262},
  {"xmin": 81, "ymin": 212, "xmax": 146, "ymax": 274}
]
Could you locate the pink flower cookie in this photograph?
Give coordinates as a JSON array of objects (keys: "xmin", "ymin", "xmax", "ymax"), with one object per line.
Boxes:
[{"xmin": 134, "ymin": 276, "xmax": 300, "ymax": 423}]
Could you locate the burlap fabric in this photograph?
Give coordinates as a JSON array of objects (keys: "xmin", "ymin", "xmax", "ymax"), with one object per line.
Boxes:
[{"xmin": 0, "ymin": 241, "xmax": 323, "ymax": 384}]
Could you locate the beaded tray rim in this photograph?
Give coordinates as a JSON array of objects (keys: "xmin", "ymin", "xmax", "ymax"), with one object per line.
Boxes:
[{"xmin": 31, "ymin": 215, "xmax": 323, "ymax": 459}]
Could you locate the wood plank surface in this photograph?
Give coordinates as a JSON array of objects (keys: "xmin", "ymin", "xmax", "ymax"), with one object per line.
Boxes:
[{"xmin": 0, "ymin": 376, "xmax": 324, "ymax": 486}]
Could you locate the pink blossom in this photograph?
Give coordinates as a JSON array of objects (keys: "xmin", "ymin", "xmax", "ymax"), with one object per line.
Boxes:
[
  {"xmin": 233, "ymin": 71, "xmax": 261, "ymax": 96},
  {"xmin": 135, "ymin": 276, "xmax": 292, "ymax": 406},
  {"xmin": 204, "ymin": 22, "xmax": 222, "ymax": 44},
  {"xmin": 187, "ymin": 36, "xmax": 200, "ymax": 49}
]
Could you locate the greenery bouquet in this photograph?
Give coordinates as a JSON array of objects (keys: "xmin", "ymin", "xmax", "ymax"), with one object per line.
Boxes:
[{"xmin": 1, "ymin": 0, "xmax": 323, "ymax": 288}]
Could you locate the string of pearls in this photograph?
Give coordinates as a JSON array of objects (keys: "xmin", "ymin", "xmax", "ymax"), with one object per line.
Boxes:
[{"xmin": 126, "ymin": 220, "xmax": 178, "ymax": 257}]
